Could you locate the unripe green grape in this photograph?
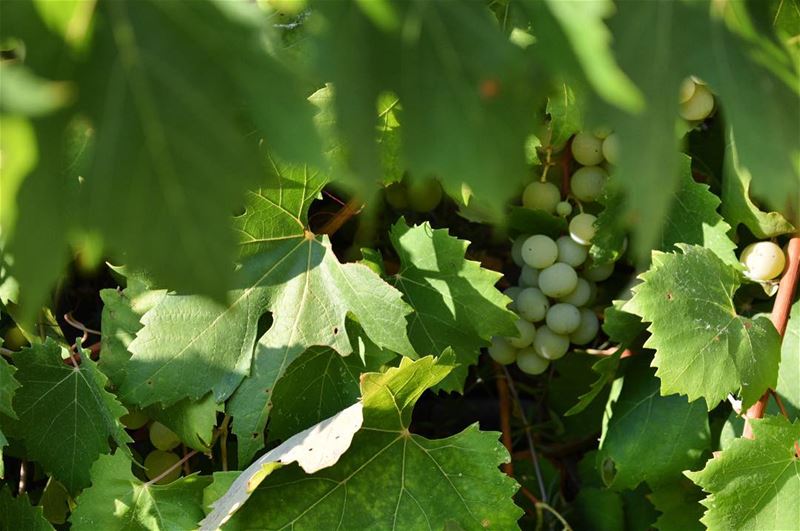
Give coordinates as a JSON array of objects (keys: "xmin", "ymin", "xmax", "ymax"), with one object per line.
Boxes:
[
  {"xmin": 521, "ymin": 234, "xmax": 558, "ymax": 269},
  {"xmin": 488, "ymin": 337, "xmax": 517, "ymax": 365},
  {"xmin": 556, "ymin": 236, "xmax": 588, "ymax": 268},
  {"xmin": 571, "ymin": 132, "xmax": 604, "ymax": 166},
  {"xmin": 149, "ymin": 422, "xmax": 180, "ymax": 451},
  {"xmin": 408, "ymin": 179, "xmax": 443, "ymax": 212},
  {"xmin": 569, "ymin": 308, "xmax": 600, "ymax": 345},
  {"xmin": 546, "ymin": 303, "xmax": 581, "ymax": 335},
  {"xmin": 569, "ymin": 213, "xmax": 597, "ymax": 246},
  {"xmin": 522, "ymin": 181, "xmax": 561, "ymax": 214},
  {"xmin": 144, "ymin": 450, "xmax": 181, "ymax": 485},
  {"xmin": 570, "ymin": 166, "xmax": 607, "ymax": 202},
  {"xmin": 532, "ymin": 326, "xmax": 570, "ymax": 360},
  {"xmin": 511, "ymin": 235, "xmax": 530, "ymax": 267},
  {"xmin": 559, "ymin": 278, "xmax": 592, "ymax": 307},
  {"xmin": 679, "ymin": 84, "xmax": 714, "ymax": 121},
  {"xmin": 582, "ymin": 261, "xmax": 614, "ymax": 282},
  {"xmin": 519, "ymin": 265, "xmax": 539, "ymax": 287},
  {"xmin": 539, "ymin": 263, "xmax": 578, "ymax": 298},
  {"xmin": 556, "ymin": 201, "xmax": 573, "ymax": 217},
  {"xmin": 384, "ymin": 182, "xmax": 408, "ymax": 209},
  {"xmin": 508, "ymin": 319, "xmax": 537, "ymax": 348},
  {"xmin": 504, "ymin": 287, "xmax": 521, "ymax": 311},
  {"xmin": 2, "ymin": 326, "xmax": 28, "ymax": 350},
  {"xmin": 121, "ymin": 409, "xmax": 149, "ymax": 430},
  {"xmin": 739, "ymin": 241, "xmax": 786, "ymax": 281},
  {"xmin": 516, "ymin": 347, "xmax": 550, "ymax": 375},
  {"xmin": 517, "ymin": 287, "xmax": 550, "ymax": 322},
  {"xmin": 679, "ymin": 78, "xmax": 696, "ymax": 103},
  {"xmin": 601, "ymin": 133, "xmax": 619, "ymax": 166}
]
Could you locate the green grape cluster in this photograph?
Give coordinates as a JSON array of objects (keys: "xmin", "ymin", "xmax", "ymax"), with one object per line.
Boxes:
[
  {"xmin": 679, "ymin": 76, "xmax": 716, "ymax": 122},
  {"xmin": 490, "ymin": 130, "xmax": 628, "ymax": 374}
]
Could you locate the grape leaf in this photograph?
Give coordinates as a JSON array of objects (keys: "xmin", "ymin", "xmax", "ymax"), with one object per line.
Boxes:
[
  {"xmin": 649, "ymin": 479, "xmax": 704, "ymax": 531},
  {"xmin": 311, "ymin": 0, "xmax": 538, "ymax": 215},
  {"xmin": 70, "ymin": 452, "xmax": 210, "ymax": 531},
  {"xmin": 655, "ymin": 156, "xmax": 738, "ymax": 267},
  {"xmin": 0, "ymin": 486, "xmax": 53, "ymax": 531},
  {"xmin": 776, "ymin": 300, "xmax": 800, "ymax": 418},
  {"xmin": 268, "ymin": 330, "xmax": 394, "ymax": 442},
  {"xmin": 146, "ymin": 393, "xmax": 221, "ymax": 452},
  {"xmin": 507, "ymin": 207, "xmax": 568, "ymax": 239},
  {"xmin": 9, "ymin": 340, "xmax": 131, "ymax": 492},
  {"xmin": 565, "ymin": 351, "xmax": 621, "ymax": 417},
  {"xmin": 201, "ymin": 402, "xmax": 364, "ymax": 530},
  {"xmin": 568, "ymin": 487, "xmax": 625, "ymax": 531},
  {"xmin": 602, "ymin": 300, "xmax": 645, "ymax": 348},
  {"xmin": 593, "ymin": 155, "xmax": 737, "ymax": 267},
  {"xmin": 721, "ymin": 131, "xmax": 795, "ymax": 238},
  {"xmin": 546, "ymin": 82, "xmax": 584, "ymax": 148},
  {"xmin": 626, "ymin": 245, "xmax": 782, "ymax": 409},
  {"xmin": 549, "ymin": 353, "xmax": 610, "ymax": 441},
  {"xmin": 10, "ymin": 0, "xmax": 323, "ymax": 316},
  {"xmin": 598, "ymin": 357, "xmax": 710, "ymax": 490},
  {"xmin": 0, "ymin": 355, "xmax": 20, "ymax": 478},
  {"xmin": 388, "ymin": 219, "xmax": 517, "ymax": 392},
  {"xmin": 536, "ymin": 0, "xmax": 643, "ymax": 111},
  {"xmin": 206, "ymin": 354, "xmax": 523, "ymax": 530},
  {"xmin": 686, "ymin": 416, "xmax": 800, "ymax": 530}
]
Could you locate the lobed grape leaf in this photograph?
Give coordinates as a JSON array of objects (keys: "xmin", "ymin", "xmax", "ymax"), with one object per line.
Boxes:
[
  {"xmin": 507, "ymin": 207, "xmax": 567, "ymax": 239},
  {"xmin": 70, "ymin": 452, "xmax": 210, "ymax": 531},
  {"xmin": 776, "ymin": 300, "xmax": 800, "ymax": 418},
  {"xmin": 268, "ymin": 331, "xmax": 394, "ymax": 442},
  {"xmin": 593, "ymin": 155, "xmax": 737, "ymax": 266},
  {"xmin": 535, "ymin": 0, "xmax": 643, "ymax": 112},
  {"xmin": 626, "ymin": 245, "xmax": 782, "ymax": 409},
  {"xmin": 0, "ymin": 355, "xmax": 20, "ymax": 478},
  {"xmin": 649, "ymin": 479, "xmax": 705, "ymax": 531},
  {"xmin": 721, "ymin": 131, "xmax": 795, "ymax": 238},
  {"xmin": 9, "ymin": 340, "xmax": 131, "ymax": 492},
  {"xmin": 686, "ymin": 416, "xmax": 800, "ymax": 530},
  {"xmin": 8, "ymin": 0, "xmax": 323, "ymax": 316},
  {"xmin": 0, "ymin": 486, "xmax": 53, "ymax": 531},
  {"xmin": 206, "ymin": 354, "xmax": 523, "ymax": 530},
  {"xmin": 388, "ymin": 219, "xmax": 517, "ymax": 392},
  {"xmin": 568, "ymin": 487, "xmax": 625, "ymax": 531},
  {"xmin": 546, "ymin": 82, "xmax": 584, "ymax": 148},
  {"xmin": 597, "ymin": 357, "xmax": 710, "ymax": 490},
  {"xmin": 311, "ymin": 0, "xmax": 538, "ymax": 215}
]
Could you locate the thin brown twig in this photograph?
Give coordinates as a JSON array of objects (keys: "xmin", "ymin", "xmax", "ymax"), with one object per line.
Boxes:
[
  {"xmin": 319, "ymin": 197, "xmax": 363, "ymax": 236},
  {"xmin": 494, "ymin": 363, "xmax": 514, "ymax": 476},
  {"xmin": 145, "ymin": 449, "xmax": 198, "ymax": 486},
  {"xmin": 18, "ymin": 461, "xmax": 27, "ymax": 495},
  {"xmin": 64, "ymin": 312, "xmax": 101, "ymax": 336},
  {"xmin": 743, "ymin": 237, "xmax": 800, "ymax": 439},
  {"xmin": 182, "ymin": 445, "xmax": 191, "ymax": 476},
  {"xmin": 500, "ymin": 364, "xmax": 549, "ymax": 504}
]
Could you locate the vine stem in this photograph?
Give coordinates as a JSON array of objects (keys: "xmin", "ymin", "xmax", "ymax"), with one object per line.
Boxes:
[
  {"xmin": 494, "ymin": 363, "xmax": 514, "ymax": 476},
  {"xmin": 63, "ymin": 312, "xmax": 101, "ymax": 336},
  {"xmin": 145, "ymin": 449, "xmax": 198, "ymax": 487},
  {"xmin": 500, "ymin": 364, "xmax": 549, "ymax": 504},
  {"xmin": 742, "ymin": 237, "xmax": 800, "ymax": 439},
  {"xmin": 319, "ymin": 197, "xmax": 363, "ymax": 236}
]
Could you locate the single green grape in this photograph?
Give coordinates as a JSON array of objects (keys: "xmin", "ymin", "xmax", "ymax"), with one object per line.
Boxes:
[
  {"xmin": 739, "ymin": 241, "xmax": 786, "ymax": 281},
  {"xmin": 511, "ymin": 235, "xmax": 530, "ymax": 267},
  {"xmin": 488, "ymin": 337, "xmax": 517, "ymax": 365},
  {"xmin": 504, "ymin": 287, "xmax": 522, "ymax": 311},
  {"xmin": 545, "ymin": 303, "xmax": 581, "ymax": 335},
  {"xmin": 570, "ymin": 166, "xmax": 607, "ymax": 203},
  {"xmin": 121, "ymin": 409, "xmax": 149, "ymax": 430},
  {"xmin": 407, "ymin": 179, "xmax": 443, "ymax": 212},
  {"xmin": 559, "ymin": 278, "xmax": 592, "ymax": 307},
  {"xmin": 521, "ymin": 234, "xmax": 558, "ymax": 269},
  {"xmin": 570, "ymin": 308, "xmax": 599, "ymax": 345},
  {"xmin": 582, "ymin": 261, "xmax": 614, "ymax": 282},
  {"xmin": 519, "ymin": 265, "xmax": 539, "ymax": 288},
  {"xmin": 538, "ymin": 263, "xmax": 578, "ymax": 298},
  {"xmin": 517, "ymin": 287, "xmax": 550, "ymax": 322},
  {"xmin": 522, "ymin": 181, "xmax": 561, "ymax": 214},
  {"xmin": 508, "ymin": 319, "xmax": 537, "ymax": 348},
  {"xmin": 516, "ymin": 347, "xmax": 550, "ymax": 375},
  {"xmin": 571, "ymin": 132, "xmax": 604, "ymax": 166},
  {"xmin": 144, "ymin": 450, "xmax": 181, "ymax": 485},
  {"xmin": 384, "ymin": 182, "xmax": 409, "ymax": 209},
  {"xmin": 532, "ymin": 326, "xmax": 570, "ymax": 360},
  {"xmin": 679, "ymin": 84, "xmax": 714, "ymax": 121},
  {"xmin": 556, "ymin": 201, "xmax": 573, "ymax": 217},
  {"xmin": 601, "ymin": 133, "xmax": 619, "ymax": 166},
  {"xmin": 556, "ymin": 235, "xmax": 588, "ymax": 268},
  {"xmin": 149, "ymin": 422, "xmax": 181, "ymax": 451},
  {"xmin": 569, "ymin": 213, "xmax": 597, "ymax": 246}
]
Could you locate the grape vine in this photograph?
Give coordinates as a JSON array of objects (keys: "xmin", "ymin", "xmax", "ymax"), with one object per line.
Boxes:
[{"xmin": 0, "ymin": 0, "xmax": 798, "ymax": 530}]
